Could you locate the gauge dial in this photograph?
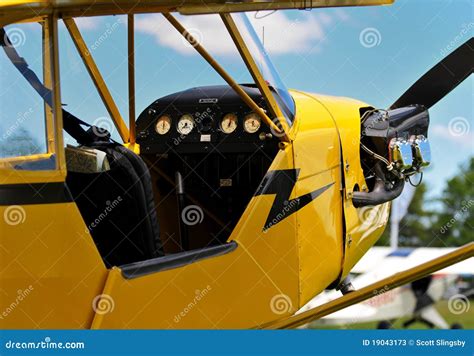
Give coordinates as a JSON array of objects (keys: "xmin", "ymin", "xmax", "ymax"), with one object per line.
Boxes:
[
  {"xmin": 155, "ymin": 115, "xmax": 171, "ymax": 135},
  {"xmin": 244, "ymin": 113, "xmax": 261, "ymax": 134},
  {"xmin": 199, "ymin": 116, "xmax": 214, "ymax": 133},
  {"xmin": 177, "ymin": 114, "xmax": 195, "ymax": 135},
  {"xmin": 220, "ymin": 113, "xmax": 238, "ymax": 134}
]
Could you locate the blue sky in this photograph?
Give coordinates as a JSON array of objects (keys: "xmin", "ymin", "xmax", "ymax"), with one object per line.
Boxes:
[{"xmin": 0, "ymin": 0, "xmax": 472, "ymax": 201}]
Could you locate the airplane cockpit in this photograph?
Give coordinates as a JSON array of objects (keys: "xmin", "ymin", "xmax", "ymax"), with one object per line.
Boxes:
[
  {"xmin": 123, "ymin": 14, "xmax": 297, "ymax": 257},
  {"xmin": 135, "ymin": 85, "xmax": 282, "ymax": 254},
  {"xmin": 134, "ymin": 86, "xmax": 275, "ymax": 240},
  {"xmin": 62, "ymin": 13, "xmax": 297, "ymax": 267}
]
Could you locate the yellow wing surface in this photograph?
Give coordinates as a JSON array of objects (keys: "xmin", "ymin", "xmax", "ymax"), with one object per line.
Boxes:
[{"xmin": 1, "ymin": 0, "xmax": 394, "ymax": 20}]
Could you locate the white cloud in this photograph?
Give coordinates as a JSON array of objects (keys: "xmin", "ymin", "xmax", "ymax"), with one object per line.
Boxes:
[
  {"xmin": 249, "ymin": 11, "xmax": 325, "ymax": 55},
  {"xmin": 135, "ymin": 14, "xmax": 235, "ymax": 56},
  {"xmin": 431, "ymin": 124, "xmax": 474, "ymax": 148},
  {"xmin": 318, "ymin": 12, "xmax": 334, "ymax": 26},
  {"xmin": 135, "ymin": 12, "xmax": 329, "ymax": 57},
  {"xmin": 334, "ymin": 9, "xmax": 350, "ymax": 22},
  {"xmin": 75, "ymin": 17, "xmax": 102, "ymax": 31}
]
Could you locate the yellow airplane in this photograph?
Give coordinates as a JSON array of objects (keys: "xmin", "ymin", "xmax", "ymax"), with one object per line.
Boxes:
[{"xmin": 0, "ymin": 0, "xmax": 472, "ymax": 329}]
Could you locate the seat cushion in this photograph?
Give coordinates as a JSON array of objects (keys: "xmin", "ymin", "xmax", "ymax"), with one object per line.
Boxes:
[{"xmin": 66, "ymin": 144, "xmax": 163, "ymax": 267}]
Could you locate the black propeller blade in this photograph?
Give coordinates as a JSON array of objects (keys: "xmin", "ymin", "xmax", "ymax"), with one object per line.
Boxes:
[{"xmin": 390, "ymin": 37, "xmax": 473, "ymax": 110}]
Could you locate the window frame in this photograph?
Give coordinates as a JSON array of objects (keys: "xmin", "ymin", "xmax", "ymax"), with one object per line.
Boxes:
[{"xmin": 0, "ymin": 15, "xmax": 66, "ymax": 183}]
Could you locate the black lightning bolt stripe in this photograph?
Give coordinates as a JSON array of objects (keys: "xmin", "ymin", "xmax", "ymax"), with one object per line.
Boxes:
[{"xmin": 254, "ymin": 169, "xmax": 335, "ymax": 231}]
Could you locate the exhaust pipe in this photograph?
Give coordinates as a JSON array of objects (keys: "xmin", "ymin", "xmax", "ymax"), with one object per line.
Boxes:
[{"xmin": 352, "ymin": 176, "xmax": 404, "ymax": 208}]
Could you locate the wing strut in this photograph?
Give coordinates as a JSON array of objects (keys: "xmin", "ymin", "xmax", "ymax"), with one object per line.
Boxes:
[
  {"xmin": 64, "ymin": 17, "xmax": 130, "ymax": 143},
  {"xmin": 260, "ymin": 242, "xmax": 474, "ymax": 329}
]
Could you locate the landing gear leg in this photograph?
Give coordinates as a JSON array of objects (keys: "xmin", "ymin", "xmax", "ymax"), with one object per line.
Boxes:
[
  {"xmin": 377, "ymin": 320, "xmax": 393, "ymax": 329},
  {"xmin": 402, "ymin": 315, "xmax": 435, "ymax": 329},
  {"xmin": 337, "ymin": 277, "xmax": 355, "ymax": 295}
]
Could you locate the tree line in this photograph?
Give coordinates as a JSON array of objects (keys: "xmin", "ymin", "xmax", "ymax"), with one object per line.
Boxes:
[{"xmin": 378, "ymin": 157, "xmax": 474, "ymax": 247}]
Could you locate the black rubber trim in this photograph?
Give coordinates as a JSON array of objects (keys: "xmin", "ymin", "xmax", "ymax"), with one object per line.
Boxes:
[
  {"xmin": 120, "ymin": 241, "xmax": 238, "ymax": 279},
  {"xmin": 0, "ymin": 182, "xmax": 73, "ymax": 205}
]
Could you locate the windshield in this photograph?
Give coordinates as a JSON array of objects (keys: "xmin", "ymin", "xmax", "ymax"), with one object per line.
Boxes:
[{"xmin": 232, "ymin": 13, "xmax": 295, "ymax": 124}]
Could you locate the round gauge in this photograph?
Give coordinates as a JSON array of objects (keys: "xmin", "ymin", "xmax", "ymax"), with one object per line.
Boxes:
[
  {"xmin": 244, "ymin": 113, "xmax": 261, "ymax": 134},
  {"xmin": 155, "ymin": 115, "xmax": 171, "ymax": 135},
  {"xmin": 220, "ymin": 113, "xmax": 238, "ymax": 134},
  {"xmin": 199, "ymin": 116, "xmax": 214, "ymax": 133},
  {"xmin": 177, "ymin": 114, "xmax": 195, "ymax": 135}
]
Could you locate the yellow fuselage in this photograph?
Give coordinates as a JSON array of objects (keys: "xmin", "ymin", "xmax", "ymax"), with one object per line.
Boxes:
[{"xmin": 0, "ymin": 91, "xmax": 389, "ymax": 328}]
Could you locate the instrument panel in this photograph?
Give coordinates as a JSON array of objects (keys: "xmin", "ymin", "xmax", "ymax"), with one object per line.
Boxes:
[{"xmin": 136, "ymin": 85, "xmax": 279, "ymax": 154}]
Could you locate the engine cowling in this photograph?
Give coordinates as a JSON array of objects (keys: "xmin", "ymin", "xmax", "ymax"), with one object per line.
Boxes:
[{"xmin": 353, "ymin": 105, "xmax": 431, "ymax": 207}]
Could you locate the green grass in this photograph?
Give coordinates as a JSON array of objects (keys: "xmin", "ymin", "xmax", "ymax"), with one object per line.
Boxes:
[{"xmin": 309, "ymin": 300, "xmax": 474, "ymax": 329}]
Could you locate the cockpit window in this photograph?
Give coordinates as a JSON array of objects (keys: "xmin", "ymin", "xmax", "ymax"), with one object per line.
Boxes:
[
  {"xmin": 0, "ymin": 23, "xmax": 57, "ymax": 171},
  {"xmin": 232, "ymin": 13, "xmax": 295, "ymax": 124}
]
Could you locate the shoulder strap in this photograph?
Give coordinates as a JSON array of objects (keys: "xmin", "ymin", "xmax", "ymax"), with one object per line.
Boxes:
[{"xmin": 1, "ymin": 27, "xmax": 107, "ymax": 145}]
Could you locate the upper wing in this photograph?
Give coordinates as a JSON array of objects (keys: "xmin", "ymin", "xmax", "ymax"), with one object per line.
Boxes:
[{"xmin": 0, "ymin": 0, "xmax": 394, "ymax": 19}]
